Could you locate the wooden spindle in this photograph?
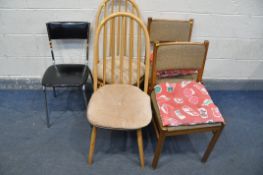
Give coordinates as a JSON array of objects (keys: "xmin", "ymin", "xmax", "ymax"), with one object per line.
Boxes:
[
  {"xmin": 117, "ymin": 0, "xmax": 121, "ymax": 55},
  {"xmin": 128, "ymin": 9, "xmax": 134, "ymax": 84},
  {"xmin": 123, "ymin": 0, "xmax": 128, "ymax": 56},
  {"xmin": 136, "ymin": 25, "xmax": 141, "ymax": 87},
  {"xmin": 103, "ymin": 3, "xmax": 108, "ymax": 85},
  {"xmin": 109, "ymin": 0, "xmax": 114, "ymax": 56},
  {"xmin": 110, "ymin": 1, "xmax": 115, "ymax": 83},
  {"xmin": 110, "ymin": 19, "xmax": 116, "ymax": 83},
  {"xmin": 120, "ymin": 16, "xmax": 125, "ymax": 83}
]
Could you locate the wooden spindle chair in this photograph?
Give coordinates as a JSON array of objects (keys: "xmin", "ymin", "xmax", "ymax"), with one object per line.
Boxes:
[{"xmin": 87, "ymin": 12, "xmax": 151, "ymax": 168}]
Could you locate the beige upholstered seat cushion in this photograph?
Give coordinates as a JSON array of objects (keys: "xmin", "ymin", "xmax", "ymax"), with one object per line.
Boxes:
[
  {"xmin": 87, "ymin": 84, "xmax": 152, "ymax": 130},
  {"xmin": 98, "ymin": 56, "xmax": 145, "ymax": 84}
]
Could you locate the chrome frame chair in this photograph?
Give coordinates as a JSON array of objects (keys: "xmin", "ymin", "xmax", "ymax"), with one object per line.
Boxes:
[{"xmin": 42, "ymin": 21, "xmax": 92, "ymax": 128}]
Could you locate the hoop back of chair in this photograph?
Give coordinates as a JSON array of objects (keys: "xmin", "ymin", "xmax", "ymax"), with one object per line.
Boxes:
[
  {"xmin": 93, "ymin": 12, "xmax": 150, "ymax": 92},
  {"xmin": 46, "ymin": 22, "xmax": 90, "ymax": 40},
  {"xmin": 148, "ymin": 18, "xmax": 193, "ymax": 43},
  {"xmin": 95, "ymin": 0, "xmax": 141, "ymax": 27},
  {"xmin": 152, "ymin": 41, "xmax": 209, "ymax": 86}
]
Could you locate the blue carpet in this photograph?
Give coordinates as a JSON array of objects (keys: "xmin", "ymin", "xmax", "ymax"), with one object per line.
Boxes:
[{"xmin": 0, "ymin": 88, "xmax": 262, "ymax": 175}]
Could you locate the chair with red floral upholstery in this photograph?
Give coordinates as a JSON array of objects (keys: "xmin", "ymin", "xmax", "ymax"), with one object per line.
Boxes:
[{"xmin": 150, "ymin": 41, "xmax": 225, "ymax": 169}]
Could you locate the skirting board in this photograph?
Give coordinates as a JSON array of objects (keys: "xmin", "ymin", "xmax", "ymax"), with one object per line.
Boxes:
[{"xmin": 0, "ymin": 78, "xmax": 263, "ymax": 90}]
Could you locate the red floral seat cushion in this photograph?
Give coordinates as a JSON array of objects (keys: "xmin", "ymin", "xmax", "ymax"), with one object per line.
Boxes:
[
  {"xmin": 150, "ymin": 53, "xmax": 197, "ymax": 78},
  {"xmin": 154, "ymin": 81, "xmax": 225, "ymax": 126}
]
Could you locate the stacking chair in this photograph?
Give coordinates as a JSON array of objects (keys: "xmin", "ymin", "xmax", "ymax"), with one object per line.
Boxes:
[
  {"xmin": 42, "ymin": 22, "xmax": 92, "ymax": 128},
  {"xmin": 147, "ymin": 18, "xmax": 194, "ymax": 90},
  {"xmin": 150, "ymin": 41, "xmax": 225, "ymax": 168},
  {"xmin": 95, "ymin": 0, "xmax": 143, "ymax": 85},
  {"xmin": 87, "ymin": 12, "xmax": 151, "ymax": 168}
]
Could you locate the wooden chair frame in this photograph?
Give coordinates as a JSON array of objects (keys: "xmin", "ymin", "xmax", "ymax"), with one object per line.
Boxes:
[
  {"xmin": 88, "ymin": 12, "xmax": 150, "ymax": 168},
  {"xmin": 150, "ymin": 41, "xmax": 225, "ymax": 169}
]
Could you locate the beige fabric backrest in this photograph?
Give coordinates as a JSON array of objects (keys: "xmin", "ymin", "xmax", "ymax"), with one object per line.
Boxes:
[
  {"xmin": 151, "ymin": 41, "xmax": 209, "ymax": 87},
  {"xmin": 93, "ymin": 12, "xmax": 150, "ymax": 93},
  {"xmin": 95, "ymin": 0, "xmax": 141, "ymax": 27},
  {"xmin": 148, "ymin": 18, "xmax": 193, "ymax": 42},
  {"xmin": 156, "ymin": 42, "xmax": 207, "ymax": 70}
]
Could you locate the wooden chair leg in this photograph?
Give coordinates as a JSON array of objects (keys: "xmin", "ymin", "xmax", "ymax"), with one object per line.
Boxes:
[
  {"xmin": 137, "ymin": 129, "xmax": 144, "ymax": 168},
  {"xmin": 88, "ymin": 126, "xmax": 97, "ymax": 165},
  {"xmin": 152, "ymin": 132, "xmax": 166, "ymax": 169},
  {"xmin": 152, "ymin": 119, "xmax": 159, "ymax": 139},
  {"xmin": 202, "ymin": 126, "xmax": 224, "ymax": 162}
]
